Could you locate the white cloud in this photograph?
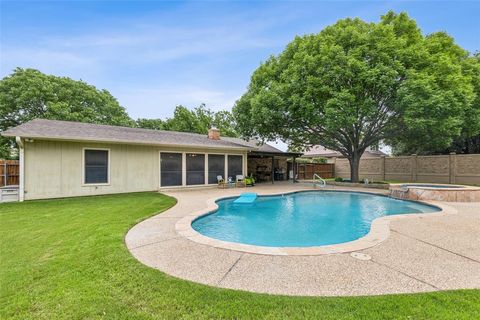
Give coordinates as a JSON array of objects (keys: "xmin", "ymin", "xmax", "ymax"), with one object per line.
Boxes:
[
  {"xmin": 114, "ymin": 85, "xmax": 239, "ymax": 119},
  {"xmin": 0, "ymin": 2, "xmax": 365, "ymax": 119},
  {"xmin": 1, "ymin": 9, "xmax": 285, "ymax": 104},
  {"xmin": 0, "ymin": 47, "xmax": 97, "ymax": 76},
  {"xmin": 13, "ymin": 16, "xmax": 283, "ymax": 68}
]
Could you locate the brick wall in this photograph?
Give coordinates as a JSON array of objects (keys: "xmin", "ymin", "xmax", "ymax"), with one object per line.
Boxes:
[{"xmin": 247, "ymin": 157, "xmax": 288, "ymax": 181}]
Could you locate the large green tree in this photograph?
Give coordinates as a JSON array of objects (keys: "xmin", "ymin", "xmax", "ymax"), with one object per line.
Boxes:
[
  {"xmin": 0, "ymin": 68, "xmax": 133, "ymax": 158},
  {"xmin": 234, "ymin": 11, "xmax": 476, "ymax": 182},
  {"xmin": 136, "ymin": 104, "xmax": 238, "ymax": 137},
  {"xmin": 135, "ymin": 118, "xmax": 166, "ymax": 131},
  {"xmin": 392, "ymin": 51, "xmax": 480, "ymax": 155}
]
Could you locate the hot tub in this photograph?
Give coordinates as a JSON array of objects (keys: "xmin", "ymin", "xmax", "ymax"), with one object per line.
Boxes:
[{"xmin": 389, "ymin": 183, "xmax": 480, "ymax": 202}]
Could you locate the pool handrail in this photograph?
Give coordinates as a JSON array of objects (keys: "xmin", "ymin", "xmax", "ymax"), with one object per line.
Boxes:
[{"xmin": 313, "ymin": 174, "xmax": 326, "ymax": 188}]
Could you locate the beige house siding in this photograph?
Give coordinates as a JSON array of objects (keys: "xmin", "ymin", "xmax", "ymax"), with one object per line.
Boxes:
[{"xmin": 23, "ymin": 140, "xmax": 247, "ymax": 200}]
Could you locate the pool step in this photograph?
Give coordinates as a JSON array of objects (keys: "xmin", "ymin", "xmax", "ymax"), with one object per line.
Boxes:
[{"xmin": 233, "ymin": 192, "xmax": 257, "ymax": 204}]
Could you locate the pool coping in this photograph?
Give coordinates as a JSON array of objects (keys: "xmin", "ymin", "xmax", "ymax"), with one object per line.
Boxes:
[
  {"xmin": 390, "ymin": 183, "xmax": 480, "ymax": 191},
  {"xmin": 175, "ymin": 189, "xmax": 457, "ymax": 256},
  {"xmin": 389, "ymin": 183, "xmax": 480, "ymax": 202}
]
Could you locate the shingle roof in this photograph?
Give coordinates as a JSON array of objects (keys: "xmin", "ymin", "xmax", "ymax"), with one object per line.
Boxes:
[
  {"xmin": 303, "ymin": 145, "xmax": 387, "ymax": 158},
  {"xmin": 1, "ymin": 119, "xmax": 287, "ymax": 153},
  {"xmin": 303, "ymin": 145, "xmax": 338, "ymax": 157},
  {"xmin": 221, "ymin": 137, "xmax": 285, "ymax": 153}
]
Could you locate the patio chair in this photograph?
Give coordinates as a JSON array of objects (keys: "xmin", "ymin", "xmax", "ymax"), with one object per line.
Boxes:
[
  {"xmin": 236, "ymin": 175, "xmax": 247, "ymax": 188},
  {"xmin": 217, "ymin": 175, "xmax": 226, "ymax": 189}
]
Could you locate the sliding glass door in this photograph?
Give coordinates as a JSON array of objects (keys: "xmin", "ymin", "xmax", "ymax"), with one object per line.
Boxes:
[
  {"xmin": 208, "ymin": 154, "xmax": 225, "ymax": 184},
  {"xmin": 160, "ymin": 152, "xmax": 243, "ymax": 187},
  {"xmin": 160, "ymin": 153, "xmax": 182, "ymax": 187},
  {"xmin": 186, "ymin": 153, "xmax": 205, "ymax": 185},
  {"xmin": 228, "ymin": 155, "xmax": 243, "ymax": 179}
]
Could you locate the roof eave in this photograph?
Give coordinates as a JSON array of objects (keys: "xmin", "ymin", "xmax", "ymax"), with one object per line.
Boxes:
[
  {"xmin": 248, "ymin": 150, "xmax": 303, "ymax": 157},
  {"xmin": 4, "ymin": 134, "xmax": 251, "ymax": 151}
]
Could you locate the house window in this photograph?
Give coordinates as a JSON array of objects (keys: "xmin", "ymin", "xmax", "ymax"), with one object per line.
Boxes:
[
  {"xmin": 84, "ymin": 149, "xmax": 109, "ymax": 184},
  {"xmin": 186, "ymin": 153, "xmax": 205, "ymax": 185},
  {"xmin": 228, "ymin": 155, "xmax": 243, "ymax": 180},
  {"xmin": 160, "ymin": 153, "xmax": 182, "ymax": 187},
  {"xmin": 208, "ymin": 154, "xmax": 225, "ymax": 184}
]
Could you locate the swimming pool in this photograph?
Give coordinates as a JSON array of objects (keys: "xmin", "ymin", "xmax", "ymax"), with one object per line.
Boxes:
[{"xmin": 192, "ymin": 191, "xmax": 439, "ymax": 247}]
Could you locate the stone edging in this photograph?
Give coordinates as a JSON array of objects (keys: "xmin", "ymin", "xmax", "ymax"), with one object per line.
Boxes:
[
  {"xmin": 175, "ymin": 189, "xmax": 457, "ymax": 256},
  {"xmin": 326, "ymin": 181, "xmax": 390, "ymax": 189}
]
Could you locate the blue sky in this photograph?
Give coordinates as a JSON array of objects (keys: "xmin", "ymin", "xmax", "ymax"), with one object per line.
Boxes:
[{"xmin": 1, "ymin": 1, "xmax": 479, "ymax": 122}]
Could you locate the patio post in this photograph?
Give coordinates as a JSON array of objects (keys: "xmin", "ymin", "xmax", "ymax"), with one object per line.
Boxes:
[
  {"xmin": 271, "ymin": 156, "xmax": 275, "ymax": 184},
  {"xmin": 293, "ymin": 156, "xmax": 297, "ymax": 183}
]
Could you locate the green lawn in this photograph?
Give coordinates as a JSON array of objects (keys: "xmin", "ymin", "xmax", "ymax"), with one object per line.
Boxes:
[{"xmin": 1, "ymin": 192, "xmax": 479, "ymax": 319}]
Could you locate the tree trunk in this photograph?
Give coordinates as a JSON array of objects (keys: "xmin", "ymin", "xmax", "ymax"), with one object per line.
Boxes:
[{"xmin": 348, "ymin": 153, "xmax": 361, "ymax": 183}]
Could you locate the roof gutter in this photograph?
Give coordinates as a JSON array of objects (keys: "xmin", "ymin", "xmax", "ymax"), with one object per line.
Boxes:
[
  {"xmin": 248, "ymin": 151, "xmax": 303, "ymax": 157},
  {"xmin": 5, "ymin": 134, "xmax": 252, "ymax": 152}
]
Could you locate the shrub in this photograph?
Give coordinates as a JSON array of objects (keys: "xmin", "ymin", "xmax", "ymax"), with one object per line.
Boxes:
[{"xmin": 312, "ymin": 157, "xmax": 328, "ymax": 164}]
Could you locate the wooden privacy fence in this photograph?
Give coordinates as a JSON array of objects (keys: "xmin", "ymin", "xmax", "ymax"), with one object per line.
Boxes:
[
  {"xmin": 334, "ymin": 153, "xmax": 480, "ymax": 185},
  {"xmin": 0, "ymin": 160, "xmax": 19, "ymax": 187},
  {"xmin": 297, "ymin": 163, "xmax": 334, "ymax": 180}
]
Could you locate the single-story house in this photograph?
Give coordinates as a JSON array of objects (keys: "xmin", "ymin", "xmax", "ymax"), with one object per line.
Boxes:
[
  {"xmin": 2, "ymin": 119, "xmax": 301, "ymax": 201},
  {"xmin": 302, "ymin": 145, "xmax": 387, "ymax": 163}
]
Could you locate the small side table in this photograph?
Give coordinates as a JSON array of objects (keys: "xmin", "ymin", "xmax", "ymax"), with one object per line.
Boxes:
[{"xmin": 226, "ymin": 178, "xmax": 236, "ymax": 188}]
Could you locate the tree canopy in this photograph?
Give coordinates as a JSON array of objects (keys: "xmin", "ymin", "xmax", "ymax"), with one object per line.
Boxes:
[
  {"xmin": 447, "ymin": 53, "xmax": 480, "ymax": 154},
  {"xmin": 233, "ymin": 11, "xmax": 477, "ymax": 181},
  {"xmin": 391, "ymin": 52, "xmax": 480, "ymax": 155},
  {"xmin": 0, "ymin": 68, "xmax": 133, "ymax": 158},
  {"xmin": 1, "ymin": 68, "xmax": 133, "ymax": 129},
  {"xmin": 136, "ymin": 104, "xmax": 238, "ymax": 137}
]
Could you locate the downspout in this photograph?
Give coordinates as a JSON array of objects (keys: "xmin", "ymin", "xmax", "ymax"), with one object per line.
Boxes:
[{"xmin": 16, "ymin": 137, "xmax": 24, "ymax": 202}]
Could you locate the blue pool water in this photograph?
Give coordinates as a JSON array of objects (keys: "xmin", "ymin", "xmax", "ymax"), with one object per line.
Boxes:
[{"xmin": 192, "ymin": 191, "xmax": 440, "ymax": 247}]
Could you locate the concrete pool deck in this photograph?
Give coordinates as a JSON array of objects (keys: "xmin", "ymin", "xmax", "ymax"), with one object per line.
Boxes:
[{"xmin": 125, "ymin": 183, "xmax": 480, "ymax": 296}]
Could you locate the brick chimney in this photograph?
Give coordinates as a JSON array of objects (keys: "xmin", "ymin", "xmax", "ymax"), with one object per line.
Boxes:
[{"xmin": 208, "ymin": 127, "xmax": 220, "ymax": 140}]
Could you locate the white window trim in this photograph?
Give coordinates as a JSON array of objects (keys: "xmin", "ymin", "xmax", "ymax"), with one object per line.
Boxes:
[{"xmin": 82, "ymin": 147, "xmax": 111, "ymax": 186}]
